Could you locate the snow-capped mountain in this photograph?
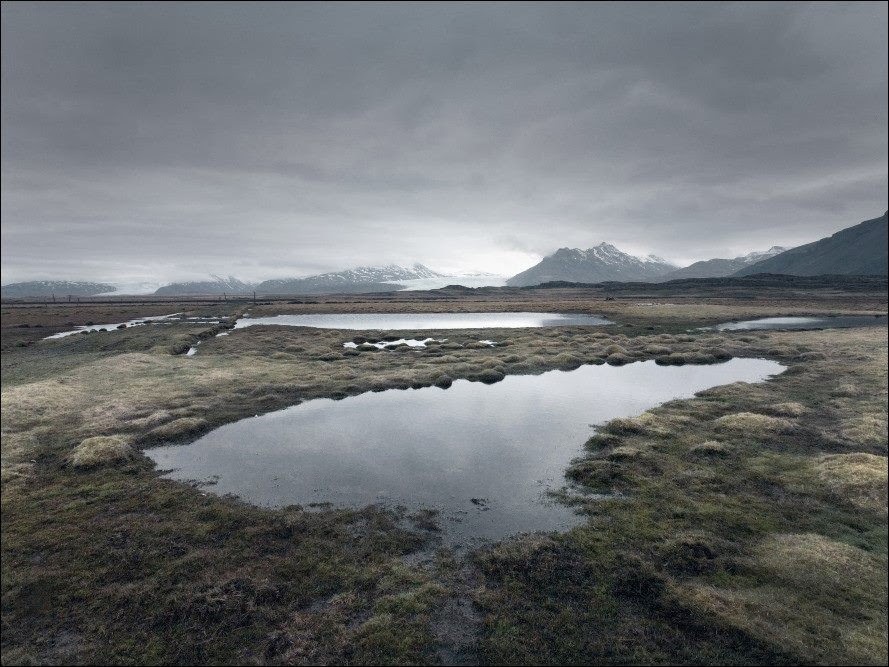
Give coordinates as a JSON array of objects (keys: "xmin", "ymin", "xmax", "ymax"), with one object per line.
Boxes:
[
  {"xmin": 0, "ymin": 280, "xmax": 118, "ymax": 298},
  {"xmin": 255, "ymin": 263, "xmax": 446, "ymax": 294},
  {"xmin": 154, "ymin": 275, "xmax": 256, "ymax": 296},
  {"xmin": 662, "ymin": 246, "xmax": 788, "ymax": 280},
  {"xmin": 742, "ymin": 246, "xmax": 788, "ymax": 264},
  {"xmin": 506, "ymin": 243, "xmax": 678, "ymax": 286},
  {"xmin": 306, "ymin": 263, "xmax": 444, "ymax": 284}
]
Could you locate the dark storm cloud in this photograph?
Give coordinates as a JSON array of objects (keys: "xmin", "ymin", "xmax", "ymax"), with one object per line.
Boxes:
[{"xmin": 2, "ymin": 1, "xmax": 887, "ymax": 283}]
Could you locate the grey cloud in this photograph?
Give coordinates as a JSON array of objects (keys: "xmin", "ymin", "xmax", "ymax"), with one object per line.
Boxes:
[{"xmin": 1, "ymin": 2, "xmax": 887, "ymax": 283}]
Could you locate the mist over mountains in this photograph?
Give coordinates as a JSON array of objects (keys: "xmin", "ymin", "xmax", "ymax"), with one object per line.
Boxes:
[
  {"xmin": 2, "ymin": 213, "xmax": 886, "ymax": 298},
  {"xmin": 253, "ymin": 264, "xmax": 444, "ymax": 295},
  {"xmin": 0, "ymin": 281, "xmax": 118, "ymax": 299},
  {"xmin": 662, "ymin": 247, "xmax": 787, "ymax": 280}
]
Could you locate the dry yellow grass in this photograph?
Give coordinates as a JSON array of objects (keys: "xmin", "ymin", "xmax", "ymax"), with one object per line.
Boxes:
[
  {"xmin": 147, "ymin": 417, "xmax": 208, "ymax": 440},
  {"xmin": 677, "ymin": 582, "xmax": 886, "ymax": 665},
  {"xmin": 756, "ymin": 532, "xmax": 883, "ymax": 596},
  {"xmin": 841, "ymin": 412, "xmax": 889, "ymax": 448},
  {"xmin": 67, "ymin": 435, "xmax": 135, "ymax": 468},
  {"xmin": 606, "ymin": 445, "xmax": 649, "ymax": 461},
  {"xmin": 675, "ymin": 532, "xmax": 888, "ymax": 665},
  {"xmin": 688, "ymin": 440, "xmax": 727, "ymax": 457},
  {"xmin": 767, "ymin": 402, "xmax": 808, "ymax": 417},
  {"xmin": 713, "ymin": 412, "xmax": 795, "ymax": 434},
  {"xmin": 813, "ymin": 453, "xmax": 888, "ymax": 513},
  {"xmin": 604, "ymin": 413, "xmax": 670, "ymax": 437}
]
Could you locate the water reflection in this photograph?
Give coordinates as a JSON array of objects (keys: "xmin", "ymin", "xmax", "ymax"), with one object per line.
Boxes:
[
  {"xmin": 233, "ymin": 312, "xmax": 612, "ymax": 330},
  {"xmin": 710, "ymin": 315, "xmax": 887, "ymax": 331},
  {"xmin": 148, "ymin": 358, "xmax": 784, "ymax": 546}
]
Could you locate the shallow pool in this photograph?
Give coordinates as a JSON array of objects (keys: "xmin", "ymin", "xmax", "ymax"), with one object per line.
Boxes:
[
  {"xmin": 709, "ymin": 314, "xmax": 887, "ymax": 331},
  {"xmin": 148, "ymin": 358, "xmax": 784, "ymax": 546},
  {"xmin": 233, "ymin": 312, "xmax": 612, "ymax": 330}
]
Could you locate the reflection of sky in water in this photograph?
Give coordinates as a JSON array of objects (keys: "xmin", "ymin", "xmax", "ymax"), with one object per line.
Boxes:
[
  {"xmin": 711, "ymin": 315, "xmax": 887, "ymax": 331},
  {"xmin": 234, "ymin": 312, "xmax": 612, "ymax": 330},
  {"xmin": 149, "ymin": 358, "xmax": 784, "ymax": 547},
  {"xmin": 45, "ymin": 313, "xmax": 226, "ymax": 339},
  {"xmin": 45, "ymin": 313, "xmax": 182, "ymax": 338},
  {"xmin": 343, "ymin": 338, "xmax": 439, "ymax": 349}
]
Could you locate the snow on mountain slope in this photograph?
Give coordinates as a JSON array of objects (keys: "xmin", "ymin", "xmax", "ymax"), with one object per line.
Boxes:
[{"xmin": 507, "ymin": 243, "xmax": 678, "ymax": 286}]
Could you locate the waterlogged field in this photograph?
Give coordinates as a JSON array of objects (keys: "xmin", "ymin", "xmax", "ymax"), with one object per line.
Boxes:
[{"xmin": 1, "ymin": 284, "xmax": 887, "ymax": 665}]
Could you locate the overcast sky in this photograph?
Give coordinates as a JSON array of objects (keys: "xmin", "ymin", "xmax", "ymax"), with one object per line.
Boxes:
[{"xmin": 2, "ymin": 2, "xmax": 887, "ymax": 284}]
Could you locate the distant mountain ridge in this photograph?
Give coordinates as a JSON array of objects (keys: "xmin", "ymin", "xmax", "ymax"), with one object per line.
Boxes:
[
  {"xmin": 506, "ymin": 242, "xmax": 678, "ymax": 286},
  {"xmin": 255, "ymin": 263, "xmax": 444, "ymax": 294},
  {"xmin": 0, "ymin": 280, "xmax": 117, "ymax": 298},
  {"xmin": 7, "ymin": 213, "xmax": 886, "ymax": 296},
  {"xmin": 734, "ymin": 212, "xmax": 888, "ymax": 276},
  {"xmin": 154, "ymin": 275, "xmax": 256, "ymax": 296},
  {"xmin": 662, "ymin": 246, "xmax": 787, "ymax": 280}
]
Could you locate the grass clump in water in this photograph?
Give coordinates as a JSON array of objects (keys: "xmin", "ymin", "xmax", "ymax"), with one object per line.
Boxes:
[{"xmin": 146, "ymin": 417, "xmax": 208, "ymax": 441}]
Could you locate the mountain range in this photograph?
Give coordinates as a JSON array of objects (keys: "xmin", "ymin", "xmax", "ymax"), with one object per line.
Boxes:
[
  {"xmin": 506, "ymin": 212, "xmax": 887, "ymax": 286},
  {"xmin": 153, "ymin": 275, "xmax": 255, "ymax": 296},
  {"xmin": 2, "ymin": 212, "xmax": 886, "ymax": 297},
  {"xmin": 734, "ymin": 211, "xmax": 887, "ymax": 277},
  {"xmin": 662, "ymin": 247, "xmax": 787, "ymax": 280},
  {"xmin": 254, "ymin": 263, "xmax": 444, "ymax": 294},
  {"xmin": 0, "ymin": 281, "xmax": 117, "ymax": 299}
]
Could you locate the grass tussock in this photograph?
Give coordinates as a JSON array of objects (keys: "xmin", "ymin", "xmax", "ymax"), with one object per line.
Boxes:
[
  {"xmin": 604, "ymin": 414, "xmax": 669, "ymax": 437},
  {"xmin": 606, "ymin": 352, "xmax": 633, "ymax": 365},
  {"xmin": 675, "ymin": 532, "xmax": 887, "ymax": 665},
  {"xmin": 813, "ymin": 453, "xmax": 888, "ymax": 513},
  {"xmin": 767, "ymin": 401, "xmax": 808, "ymax": 417},
  {"xmin": 67, "ymin": 435, "xmax": 136, "ymax": 468},
  {"xmin": 146, "ymin": 417, "xmax": 208, "ymax": 441},
  {"xmin": 688, "ymin": 440, "xmax": 728, "ymax": 457},
  {"xmin": 714, "ymin": 412, "xmax": 795, "ymax": 435},
  {"xmin": 755, "ymin": 532, "xmax": 884, "ymax": 598}
]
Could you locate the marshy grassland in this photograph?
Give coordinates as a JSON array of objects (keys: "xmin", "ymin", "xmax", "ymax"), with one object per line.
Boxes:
[{"xmin": 1, "ymin": 283, "xmax": 887, "ymax": 665}]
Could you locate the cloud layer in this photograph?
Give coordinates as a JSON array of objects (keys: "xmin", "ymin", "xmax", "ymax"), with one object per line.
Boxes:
[{"xmin": 2, "ymin": 2, "xmax": 887, "ymax": 283}]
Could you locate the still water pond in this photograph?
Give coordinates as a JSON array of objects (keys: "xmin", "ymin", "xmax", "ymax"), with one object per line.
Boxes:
[
  {"xmin": 233, "ymin": 312, "xmax": 611, "ymax": 330},
  {"xmin": 148, "ymin": 358, "xmax": 784, "ymax": 546},
  {"xmin": 710, "ymin": 315, "xmax": 887, "ymax": 331}
]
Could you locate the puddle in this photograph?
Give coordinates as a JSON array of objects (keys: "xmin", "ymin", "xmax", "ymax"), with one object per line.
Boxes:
[
  {"xmin": 709, "ymin": 315, "xmax": 887, "ymax": 331},
  {"xmin": 344, "ymin": 338, "xmax": 440, "ymax": 349},
  {"xmin": 45, "ymin": 314, "xmax": 182, "ymax": 339},
  {"xmin": 233, "ymin": 312, "xmax": 612, "ymax": 330},
  {"xmin": 148, "ymin": 358, "xmax": 784, "ymax": 546},
  {"xmin": 44, "ymin": 313, "xmax": 226, "ymax": 339}
]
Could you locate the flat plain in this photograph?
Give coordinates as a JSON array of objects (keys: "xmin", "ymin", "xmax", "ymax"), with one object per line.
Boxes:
[{"xmin": 2, "ymin": 279, "xmax": 887, "ymax": 665}]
